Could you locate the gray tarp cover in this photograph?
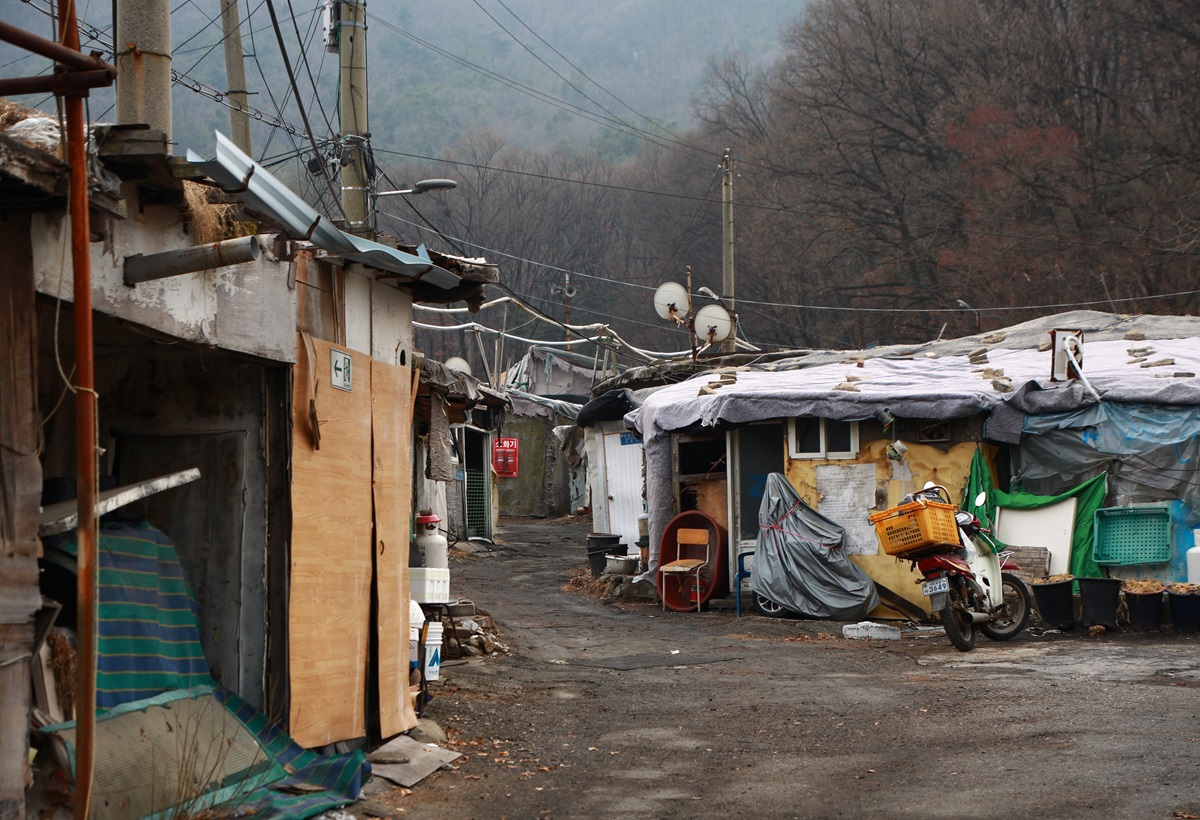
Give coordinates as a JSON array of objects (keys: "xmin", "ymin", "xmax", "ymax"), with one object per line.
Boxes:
[{"xmin": 750, "ymin": 473, "xmax": 880, "ymax": 619}]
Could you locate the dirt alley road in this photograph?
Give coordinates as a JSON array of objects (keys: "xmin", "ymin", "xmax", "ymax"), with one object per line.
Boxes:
[{"xmin": 383, "ymin": 517, "xmax": 1199, "ymax": 819}]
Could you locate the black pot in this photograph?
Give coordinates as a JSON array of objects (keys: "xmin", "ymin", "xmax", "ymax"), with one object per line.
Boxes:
[
  {"xmin": 1079, "ymin": 577, "xmax": 1122, "ymax": 629},
  {"xmin": 1032, "ymin": 579, "xmax": 1075, "ymax": 630},
  {"xmin": 1124, "ymin": 590, "xmax": 1164, "ymax": 630},
  {"xmin": 585, "ymin": 548, "xmax": 607, "ymax": 578},
  {"xmin": 1169, "ymin": 593, "xmax": 1200, "ymax": 633},
  {"xmin": 587, "ymin": 532, "xmax": 622, "ymax": 549}
]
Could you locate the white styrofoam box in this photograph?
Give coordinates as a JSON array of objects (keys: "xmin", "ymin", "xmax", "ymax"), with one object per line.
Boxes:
[{"xmin": 411, "ymin": 567, "xmax": 451, "ymax": 603}]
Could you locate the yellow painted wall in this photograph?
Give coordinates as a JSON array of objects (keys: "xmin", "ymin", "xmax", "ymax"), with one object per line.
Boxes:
[{"xmin": 786, "ymin": 438, "xmax": 999, "ymax": 619}]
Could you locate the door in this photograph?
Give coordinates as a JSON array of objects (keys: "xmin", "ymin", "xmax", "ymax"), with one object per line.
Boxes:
[
  {"xmin": 600, "ymin": 429, "xmax": 644, "ymax": 546},
  {"xmin": 728, "ymin": 422, "xmax": 786, "ymax": 580}
]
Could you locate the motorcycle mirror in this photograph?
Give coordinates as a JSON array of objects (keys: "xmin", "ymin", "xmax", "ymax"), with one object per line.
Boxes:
[{"xmin": 974, "ymin": 491, "xmax": 987, "ymax": 507}]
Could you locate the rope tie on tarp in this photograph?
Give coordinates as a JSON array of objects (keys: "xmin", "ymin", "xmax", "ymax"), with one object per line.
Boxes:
[{"xmin": 759, "ymin": 498, "xmax": 842, "ymax": 555}]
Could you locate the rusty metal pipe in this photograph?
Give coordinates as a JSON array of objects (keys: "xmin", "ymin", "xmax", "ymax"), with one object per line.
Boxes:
[
  {"xmin": 0, "ymin": 69, "xmax": 116, "ymax": 96},
  {"xmin": 123, "ymin": 235, "xmax": 262, "ymax": 284},
  {"xmin": 58, "ymin": 1, "xmax": 98, "ymax": 814},
  {"xmin": 0, "ymin": 20, "xmax": 115, "ymax": 74}
]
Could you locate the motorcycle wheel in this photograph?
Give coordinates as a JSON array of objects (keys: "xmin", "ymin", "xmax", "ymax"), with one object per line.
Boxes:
[
  {"xmin": 940, "ymin": 593, "xmax": 976, "ymax": 652},
  {"xmin": 980, "ymin": 572, "xmax": 1032, "ymax": 641},
  {"xmin": 752, "ymin": 593, "xmax": 792, "ymax": 618}
]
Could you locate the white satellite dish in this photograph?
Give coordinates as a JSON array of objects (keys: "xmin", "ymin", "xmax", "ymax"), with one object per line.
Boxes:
[
  {"xmin": 444, "ymin": 356, "xmax": 472, "ymax": 376},
  {"xmin": 653, "ymin": 282, "xmax": 690, "ymax": 320},
  {"xmin": 693, "ymin": 304, "xmax": 733, "ymax": 343}
]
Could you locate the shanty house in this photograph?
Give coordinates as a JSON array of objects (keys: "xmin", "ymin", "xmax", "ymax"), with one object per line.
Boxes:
[{"xmin": 623, "ymin": 311, "xmax": 1200, "ymax": 615}]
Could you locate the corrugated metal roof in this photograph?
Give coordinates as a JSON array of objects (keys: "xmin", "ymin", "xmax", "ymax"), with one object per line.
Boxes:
[{"xmin": 187, "ymin": 131, "xmax": 460, "ymax": 288}]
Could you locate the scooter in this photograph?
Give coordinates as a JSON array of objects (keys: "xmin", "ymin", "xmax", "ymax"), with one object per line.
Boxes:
[{"xmin": 899, "ymin": 485, "xmax": 1031, "ymax": 651}]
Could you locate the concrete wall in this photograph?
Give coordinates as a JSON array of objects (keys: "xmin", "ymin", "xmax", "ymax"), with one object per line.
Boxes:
[{"xmin": 32, "ymin": 192, "xmax": 296, "ymax": 364}]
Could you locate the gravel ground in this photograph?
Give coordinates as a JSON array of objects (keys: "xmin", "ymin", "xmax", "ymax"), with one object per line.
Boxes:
[{"xmin": 354, "ymin": 516, "xmax": 1200, "ymax": 820}]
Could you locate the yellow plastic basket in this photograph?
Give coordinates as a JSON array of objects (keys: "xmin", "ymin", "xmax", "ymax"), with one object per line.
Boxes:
[{"xmin": 868, "ymin": 500, "xmax": 960, "ymax": 557}]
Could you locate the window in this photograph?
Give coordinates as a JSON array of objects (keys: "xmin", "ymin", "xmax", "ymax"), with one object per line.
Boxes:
[{"xmin": 788, "ymin": 417, "xmax": 859, "ymax": 459}]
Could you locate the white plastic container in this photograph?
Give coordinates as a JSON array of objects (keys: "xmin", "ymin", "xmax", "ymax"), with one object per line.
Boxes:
[
  {"xmin": 409, "ymin": 600, "xmax": 425, "ymax": 668},
  {"xmin": 423, "ymin": 621, "xmax": 444, "ymax": 681},
  {"xmin": 410, "ymin": 567, "xmax": 451, "ymax": 603},
  {"xmin": 1188, "ymin": 536, "xmax": 1200, "ymax": 584}
]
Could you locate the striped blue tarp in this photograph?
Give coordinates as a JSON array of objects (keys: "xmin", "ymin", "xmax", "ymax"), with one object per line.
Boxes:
[{"xmin": 48, "ymin": 518, "xmax": 214, "ymax": 710}]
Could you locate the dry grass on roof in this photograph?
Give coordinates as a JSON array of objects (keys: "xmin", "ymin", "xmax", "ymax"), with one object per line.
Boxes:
[{"xmin": 183, "ymin": 179, "xmax": 256, "ymax": 245}]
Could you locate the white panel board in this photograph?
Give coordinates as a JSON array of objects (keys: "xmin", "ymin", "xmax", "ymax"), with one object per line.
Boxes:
[
  {"xmin": 816, "ymin": 463, "xmax": 879, "ymax": 555},
  {"xmin": 994, "ymin": 498, "xmax": 1078, "ymax": 575},
  {"xmin": 601, "ymin": 430, "xmax": 644, "ymax": 547}
]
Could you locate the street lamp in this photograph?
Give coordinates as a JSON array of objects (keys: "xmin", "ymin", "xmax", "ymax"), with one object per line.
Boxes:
[{"xmin": 376, "ymin": 178, "xmax": 458, "ymax": 197}]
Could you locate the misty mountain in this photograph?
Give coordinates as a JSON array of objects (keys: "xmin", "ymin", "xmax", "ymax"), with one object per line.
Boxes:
[{"xmin": 1, "ymin": 0, "xmax": 803, "ymax": 161}]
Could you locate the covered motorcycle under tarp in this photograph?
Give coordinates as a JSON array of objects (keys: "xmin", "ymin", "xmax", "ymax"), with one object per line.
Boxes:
[{"xmin": 750, "ymin": 473, "xmax": 879, "ymax": 619}]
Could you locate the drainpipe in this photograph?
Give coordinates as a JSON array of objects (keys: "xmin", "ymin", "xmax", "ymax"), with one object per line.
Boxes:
[
  {"xmin": 60, "ymin": 1, "xmax": 99, "ymax": 815},
  {"xmin": 123, "ymin": 235, "xmax": 262, "ymax": 284},
  {"xmin": 115, "ymin": 0, "xmax": 172, "ymax": 140}
]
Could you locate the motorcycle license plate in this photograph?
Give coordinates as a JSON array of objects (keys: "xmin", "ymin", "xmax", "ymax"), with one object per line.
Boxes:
[{"xmin": 921, "ymin": 577, "xmax": 950, "ymax": 597}]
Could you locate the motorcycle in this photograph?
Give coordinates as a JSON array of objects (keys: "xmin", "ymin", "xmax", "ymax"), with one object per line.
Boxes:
[{"xmin": 886, "ymin": 484, "xmax": 1031, "ymax": 651}]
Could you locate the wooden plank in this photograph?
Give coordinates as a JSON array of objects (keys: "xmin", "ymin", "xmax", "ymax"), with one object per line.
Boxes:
[
  {"xmin": 289, "ymin": 335, "xmax": 373, "ymax": 747},
  {"xmin": 37, "ymin": 468, "xmax": 201, "ymax": 536},
  {"xmin": 372, "ymin": 360, "xmax": 417, "ymax": 737},
  {"xmin": 1, "ymin": 221, "xmax": 41, "ymax": 815}
]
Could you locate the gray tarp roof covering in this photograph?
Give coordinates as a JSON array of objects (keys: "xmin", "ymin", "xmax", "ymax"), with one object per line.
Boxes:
[
  {"xmin": 188, "ymin": 132, "xmax": 460, "ymax": 288},
  {"xmin": 628, "ymin": 310, "xmax": 1200, "ymax": 577}
]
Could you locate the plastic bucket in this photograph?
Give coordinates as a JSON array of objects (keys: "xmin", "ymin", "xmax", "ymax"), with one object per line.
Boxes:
[
  {"xmin": 1124, "ymin": 590, "xmax": 1164, "ymax": 630},
  {"xmin": 1032, "ymin": 579, "xmax": 1075, "ymax": 630},
  {"xmin": 1079, "ymin": 577, "xmax": 1122, "ymax": 629},
  {"xmin": 587, "ymin": 533, "xmax": 622, "ymax": 549},
  {"xmin": 1168, "ymin": 593, "xmax": 1200, "ymax": 633},
  {"xmin": 423, "ymin": 622, "xmax": 443, "ymax": 681}
]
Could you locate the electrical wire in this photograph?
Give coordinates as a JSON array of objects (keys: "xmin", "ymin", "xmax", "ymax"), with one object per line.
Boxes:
[
  {"xmin": 262, "ymin": 0, "xmax": 345, "ymax": 218},
  {"xmin": 468, "ymin": 0, "xmax": 705, "ymax": 160},
  {"xmin": 490, "ymin": 0, "xmax": 680, "ymax": 143}
]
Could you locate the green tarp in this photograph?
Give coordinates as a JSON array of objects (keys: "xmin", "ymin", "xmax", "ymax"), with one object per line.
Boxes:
[{"xmin": 963, "ymin": 448, "xmax": 1108, "ymax": 580}]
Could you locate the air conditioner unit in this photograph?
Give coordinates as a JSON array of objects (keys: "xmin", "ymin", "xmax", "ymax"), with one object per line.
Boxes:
[{"xmin": 1049, "ymin": 329, "xmax": 1084, "ymax": 381}]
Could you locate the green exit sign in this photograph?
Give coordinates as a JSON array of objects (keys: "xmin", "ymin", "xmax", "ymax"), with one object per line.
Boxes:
[{"xmin": 330, "ymin": 349, "xmax": 353, "ymax": 391}]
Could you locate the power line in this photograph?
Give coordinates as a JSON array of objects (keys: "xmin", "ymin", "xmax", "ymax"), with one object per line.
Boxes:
[{"xmin": 364, "ymin": 12, "xmax": 714, "ymax": 165}]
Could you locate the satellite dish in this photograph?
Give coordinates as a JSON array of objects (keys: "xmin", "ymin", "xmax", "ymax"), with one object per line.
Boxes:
[
  {"xmin": 693, "ymin": 304, "xmax": 733, "ymax": 343},
  {"xmin": 653, "ymin": 282, "xmax": 689, "ymax": 320},
  {"xmin": 445, "ymin": 356, "xmax": 472, "ymax": 376}
]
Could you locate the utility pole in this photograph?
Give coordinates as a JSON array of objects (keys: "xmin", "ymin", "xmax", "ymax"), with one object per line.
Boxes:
[
  {"xmin": 220, "ymin": 0, "xmax": 251, "ymax": 154},
  {"xmin": 720, "ymin": 148, "xmax": 737, "ymax": 354},
  {"xmin": 115, "ymin": 0, "xmax": 172, "ymax": 139},
  {"xmin": 336, "ymin": 0, "xmax": 370, "ymax": 231}
]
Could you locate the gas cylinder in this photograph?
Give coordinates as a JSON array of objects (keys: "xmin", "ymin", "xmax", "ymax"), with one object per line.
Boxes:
[{"xmin": 415, "ymin": 512, "xmax": 448, "ymax": 568}]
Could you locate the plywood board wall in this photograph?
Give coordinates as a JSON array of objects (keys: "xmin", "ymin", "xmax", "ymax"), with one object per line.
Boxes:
[
  {"xmin": 371, "ymin": 359, "xmax": 417, "ymax": 737},
  {"xmin": 290, "ymin": 335, "xmax": 373, "ymax": 747}
]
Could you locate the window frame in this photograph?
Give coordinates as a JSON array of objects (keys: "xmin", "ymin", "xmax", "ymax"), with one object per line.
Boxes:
[{"xmin": 787, "ymin": 417, "xmax": 860, "ymax": 460}]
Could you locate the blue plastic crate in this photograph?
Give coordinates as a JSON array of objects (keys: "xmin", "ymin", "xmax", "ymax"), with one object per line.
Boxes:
[{"xmin": 1092, "ymin": 506, "xmax": 1173, "ymax": 566}]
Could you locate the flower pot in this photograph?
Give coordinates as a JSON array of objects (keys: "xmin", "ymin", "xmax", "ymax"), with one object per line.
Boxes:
[
  {"xmin": 1123, "ymin": 589, "xmax": 1165, "ymax": 631},
  {"xmin": 1168, "ymin": 593, "xmax": 1200, "ymax": 632},
  {"xmin": 1031, "ymin": 579, "xmax": 1075, "ymax": 630},
  {"xmin": 1078, "ymin": 577, "xmax": 1122, "ymax": 630}
]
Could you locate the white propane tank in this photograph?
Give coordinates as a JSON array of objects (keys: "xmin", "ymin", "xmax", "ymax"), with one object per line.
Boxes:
[{"xmin": 415, "ymin": 512, "xmax": 449, "ymax": 569}]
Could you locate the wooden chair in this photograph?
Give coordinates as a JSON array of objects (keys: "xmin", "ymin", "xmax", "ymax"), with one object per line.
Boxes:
[{"xmin": 659, "ymin": 527, "xmax": 711, "ymax": 612}]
